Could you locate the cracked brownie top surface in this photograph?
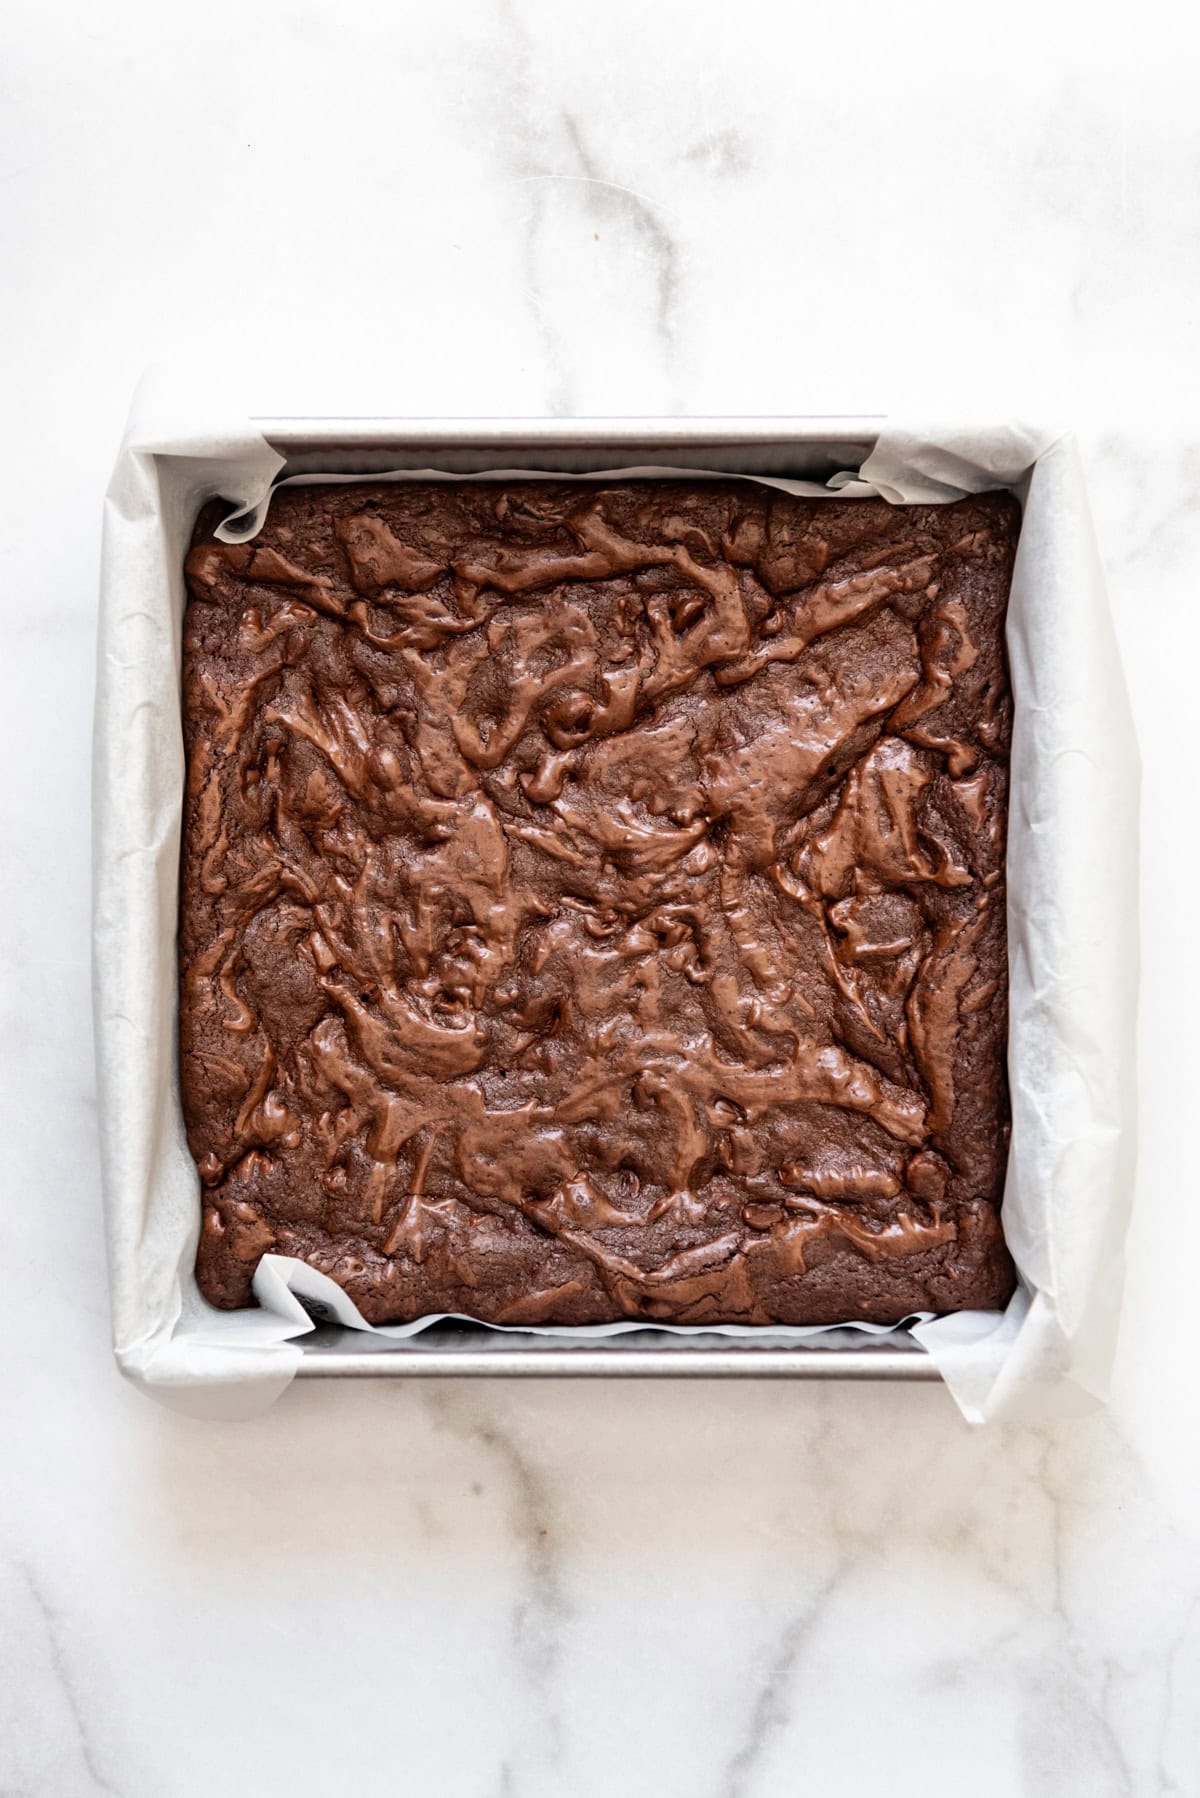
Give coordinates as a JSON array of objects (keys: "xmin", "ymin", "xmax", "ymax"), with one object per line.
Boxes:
[{"xmin": 180, "ymin": 480, "xmax": 1017, "ymax": 1326}]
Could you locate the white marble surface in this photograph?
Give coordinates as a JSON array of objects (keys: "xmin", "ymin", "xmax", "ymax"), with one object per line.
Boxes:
[{"xmin": 4, "ymin": 0, "xmax": 1200, "ymax": 1791}]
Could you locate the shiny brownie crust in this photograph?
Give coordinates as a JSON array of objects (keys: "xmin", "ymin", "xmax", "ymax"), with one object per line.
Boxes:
[{"xmin": 180, "ymin": 481, "xmax": 1017, "ymax": 1325}]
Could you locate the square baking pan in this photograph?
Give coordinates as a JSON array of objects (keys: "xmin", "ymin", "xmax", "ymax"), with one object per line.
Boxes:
[
  {"xmin": 242, "ymin": 415, "xmax": 946, "ymax": 1382},
  {"xmin": 108, "ymin": 403, "xmax": 1136, "ymax": 1410}
]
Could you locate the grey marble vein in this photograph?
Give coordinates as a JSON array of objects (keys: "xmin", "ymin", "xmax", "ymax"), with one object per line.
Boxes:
[
  {"xmin": 682, "ymin": 127, "xmax": 753, "ymax": 180},
  {"xmin": 558, "ymin": 108, "xmax": 682, "ymax": 354},
  {"xmin": 492, "ymin": 0, "xmax": 686, "ymax": 413},
  {"xmin": 1155, "ymin": 1609, "xmax": 1199, "ymax": 1798},
  {"xmin": 713, "ymin": 1569, "xmax": 843, "ymax": 1798},
  {"xmin": 423, "ymin": 1391, "xmax": 571, "ymax": 1789},
  {"xmin": 1017, "ymin": 1661, "xmax": 1136, "ymax": 1798},
  {"xmin": 1039, "ymin": 1442, "xmax": 1136, "ymax": 1797},
  {"xmin": 9, "ymin": 1561, "xmax": 119, "ymax": 1798}
]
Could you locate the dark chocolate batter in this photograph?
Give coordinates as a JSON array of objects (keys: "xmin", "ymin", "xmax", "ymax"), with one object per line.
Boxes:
[{"xmin": 180, "ymin": 481, "xmax": 1017, "ymax": 1324}]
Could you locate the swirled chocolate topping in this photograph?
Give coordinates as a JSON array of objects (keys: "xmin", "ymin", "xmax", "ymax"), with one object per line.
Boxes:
[{"xmin": 181, "ymin": 482, "xmax": 1017, "ymax": 1325}]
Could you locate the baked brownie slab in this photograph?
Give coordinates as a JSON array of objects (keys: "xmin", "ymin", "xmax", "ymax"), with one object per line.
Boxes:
[{"xmin": 180, "ymin": 481, "xmax": 1017, "ymax": 1325}]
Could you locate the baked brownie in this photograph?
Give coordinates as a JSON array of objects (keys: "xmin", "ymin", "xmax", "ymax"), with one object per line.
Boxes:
[{"xmin": 180, "ymin": 481, "xmax": 1017, "ymax": 1325}]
